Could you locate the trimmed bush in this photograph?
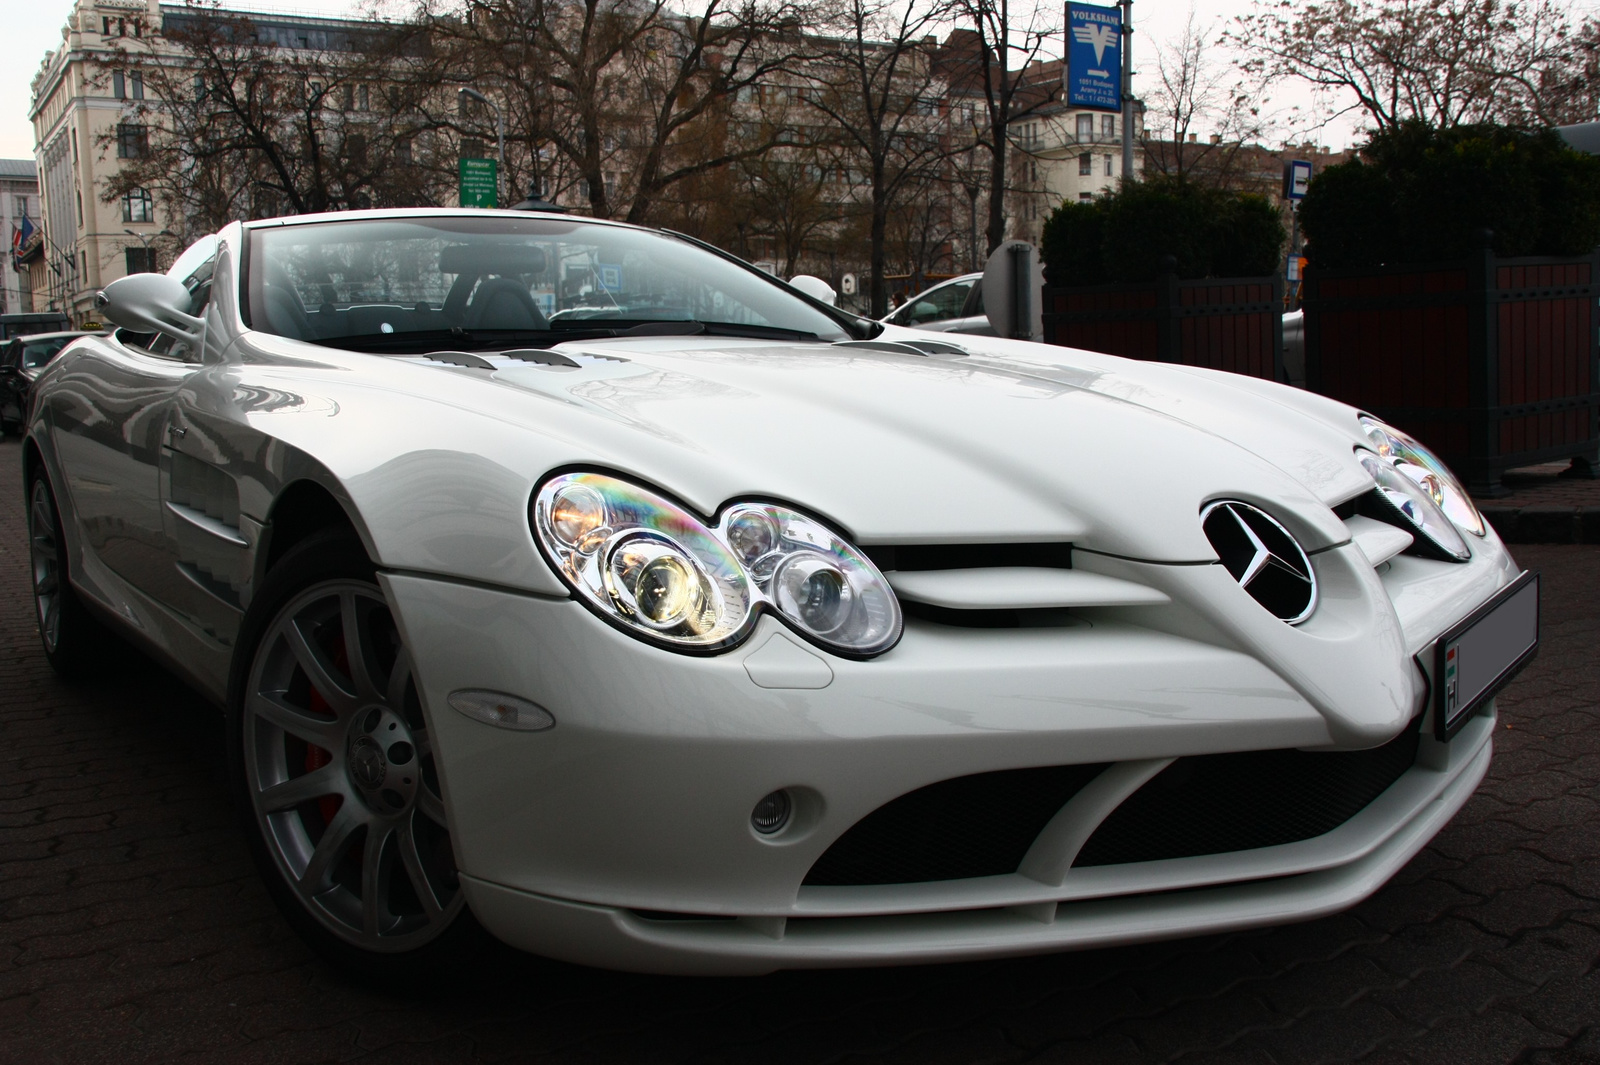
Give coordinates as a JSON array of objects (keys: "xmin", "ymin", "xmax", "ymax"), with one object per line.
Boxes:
[
  {"xmin": 1300, "ymin": 122, "xmax": 1600, "ymax": 268},
  {"xmin": 1041, "ymin": 178, "xmax": 1287, "ymax": 285}
]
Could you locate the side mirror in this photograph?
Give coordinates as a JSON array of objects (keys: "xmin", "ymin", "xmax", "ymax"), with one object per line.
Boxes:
[{"xmin": 95, "ymin": 273, "xmax": 205, "ymax": 348}]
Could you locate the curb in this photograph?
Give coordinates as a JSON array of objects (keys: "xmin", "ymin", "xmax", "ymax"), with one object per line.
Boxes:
[{"xmin": 1480, "ymin": 505, "xmax": 1600, "ymax": 544}]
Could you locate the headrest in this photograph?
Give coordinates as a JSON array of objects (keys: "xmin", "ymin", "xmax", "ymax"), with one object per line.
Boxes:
[{"xmin": 439, "ymin": 243, "xmax": 547, "ymax": 277}]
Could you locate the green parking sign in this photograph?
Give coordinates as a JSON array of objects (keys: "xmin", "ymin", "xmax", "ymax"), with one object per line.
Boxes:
[{"xmin": 459, "ymin": 157, "xmax": 498, "ymax": 208}]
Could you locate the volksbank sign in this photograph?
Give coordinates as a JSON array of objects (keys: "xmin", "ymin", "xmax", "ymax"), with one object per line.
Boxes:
[{"xmin": 1065, "ymin": 3, "xmax": 1123, "ymax": 112}]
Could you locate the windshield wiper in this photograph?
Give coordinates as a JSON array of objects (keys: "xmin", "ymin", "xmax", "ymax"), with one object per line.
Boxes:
[{"xmin": 307, "ymin": 328, "xmax": 557, "ymax": 354}]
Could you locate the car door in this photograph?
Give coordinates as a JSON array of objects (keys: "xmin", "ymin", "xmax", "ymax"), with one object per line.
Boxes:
[
  {"xmin": 947, "ymin": 284, "xmax": 998, "ymax": 337},
  {"xmin": 0, "ymin": 340, "xmax": 20, "ymax": 426},
  {"xmin": 145, "ymin": 246, "xmax": 257, "ymax": 649},
  {"xmin": 47, "ymin": 328, "xmax": 203, "ymax": 617},
  {"xmin": 45, "ymin": 256, "xmax": 214, "ymax": 632}
]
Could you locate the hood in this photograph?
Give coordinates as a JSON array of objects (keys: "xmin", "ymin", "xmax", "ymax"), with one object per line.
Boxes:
[{"xmin": 457, "ymin": 334, "xmax": 1370, "ymax": 563}]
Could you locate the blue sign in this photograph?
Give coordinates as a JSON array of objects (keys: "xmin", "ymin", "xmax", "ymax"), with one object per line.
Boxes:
[
  {"xmin": 1284, "ymin": 160, "xmax": 1313, "ymax": 201},
  {"xmin": 1066, "ymin": 3, "xmax": 1123, "ymax": 112}
]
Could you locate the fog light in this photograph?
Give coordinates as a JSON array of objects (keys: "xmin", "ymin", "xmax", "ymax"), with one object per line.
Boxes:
[{"xmin": 750, "ymin": 790, "xmax": 792, "ymax": 834}]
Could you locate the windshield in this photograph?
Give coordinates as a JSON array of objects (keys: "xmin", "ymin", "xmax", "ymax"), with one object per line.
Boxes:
[{"xmin": 245, "ymin": 215, "xmax": 853, "ymax": 350}]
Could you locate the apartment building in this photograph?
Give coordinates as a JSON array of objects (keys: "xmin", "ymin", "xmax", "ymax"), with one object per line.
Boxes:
[
  {"xmin": 1, "ymin": 160, "xmax": 40, "ymax": 315},
  {"xmin": 28, "ymin": 0, "xmax": 376, "ymax": 324},
  {"xmin": 1000, "ymin": 57, "xmax": 1145, "ymax": 246}
]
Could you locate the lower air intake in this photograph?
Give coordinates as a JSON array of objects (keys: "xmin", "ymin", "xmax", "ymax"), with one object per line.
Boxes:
[
  {"xmin": 1074, "ymin": 717, "xmax": 1422, "ymax": 867},
  {"xmin": 803, "ymin": 763, "xmax": 1107, "ymax": 886}
]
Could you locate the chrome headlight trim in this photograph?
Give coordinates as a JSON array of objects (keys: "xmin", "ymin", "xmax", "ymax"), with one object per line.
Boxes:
[
  {"xmin": 1358, "ymin": 415, "xmax": 1485, "ymax": 537},
  {"xmin": 531, "ymin": 471, "xmax": 903, "ymax": 658},
  {"xmin": 1357, "ymin": 450, "xmax": 1472, "ymax": 562}
]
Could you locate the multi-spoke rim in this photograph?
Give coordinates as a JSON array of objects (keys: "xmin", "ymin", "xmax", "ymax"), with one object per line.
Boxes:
[
  {"xmin": 29, "ymin": 480, "xmax": 62, "ymax": 652},
  {"xmin": 244, "ymin": 580, "xmax": 463, "ymax": 951}
]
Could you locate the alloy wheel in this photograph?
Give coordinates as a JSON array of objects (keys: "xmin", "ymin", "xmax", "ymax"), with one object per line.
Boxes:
[
  {"xmin": 243, "ymin": 580, "xmax": 463, "ymax": 951},
  {"xmin": 29, "ymin": 479, "xmax": 63, "ymax": 652}
]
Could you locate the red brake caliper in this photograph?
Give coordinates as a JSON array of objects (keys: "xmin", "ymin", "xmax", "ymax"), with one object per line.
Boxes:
[{"xmin": 303, "ymin": 630, "xmax": 350, "ymax": 825}]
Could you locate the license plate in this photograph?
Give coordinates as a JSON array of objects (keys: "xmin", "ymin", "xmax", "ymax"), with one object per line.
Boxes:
[{"xmin": 1433, "ymin": 570, "xmax": 1539, "ymax": 739}]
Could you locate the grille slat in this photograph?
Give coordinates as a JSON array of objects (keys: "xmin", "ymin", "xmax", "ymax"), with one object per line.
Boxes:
[
  {"xmin": 1074, "ymin": 717, "xmax": 1422, "ymax": 867},
  {"xmin": 803, "ymin": 764, "xmax": 1108, "ymax": 886}
]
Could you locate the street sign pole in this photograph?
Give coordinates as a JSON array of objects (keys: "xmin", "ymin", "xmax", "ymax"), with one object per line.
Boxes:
[{"xmin": 1120, "ymin": 0, "xmax": 1133, "ymax": 183}]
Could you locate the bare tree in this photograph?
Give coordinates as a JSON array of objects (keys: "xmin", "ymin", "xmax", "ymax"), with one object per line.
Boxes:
[
  {"xmin": 1231, "ymin": 0, "xmax": 1587, "ymax": 132},
  {"xmin": 804, "ymin": 0, "xmax": 951, "ymax": 316},
  {"xmin": 942, "ymin": 0, "xmax": 1058, "ymax": 254},
  {"xmin": 100, "ymin": 3, "xmax": 441, "ymax": 236},
  {"xmin": 1142, "ymin": 11, "xmax": 1272, "ymax": 186},
  {"xmin": 735, "ymin": 153, "xmax": 843, "ymax": 276},
  {"xmin": 420, "ymin": 0, "xmax": 813, "ymax": 223}
]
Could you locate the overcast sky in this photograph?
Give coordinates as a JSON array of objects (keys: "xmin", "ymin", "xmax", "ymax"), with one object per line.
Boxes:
[{"xmin": 6, "ymin": 0, "xmax": 1588, "ymax": 167}]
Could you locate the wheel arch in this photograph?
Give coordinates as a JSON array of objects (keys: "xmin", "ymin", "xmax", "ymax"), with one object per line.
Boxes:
[{"xmin": 257, "ymin": 478, "xmax": 366, "ymax": 583}]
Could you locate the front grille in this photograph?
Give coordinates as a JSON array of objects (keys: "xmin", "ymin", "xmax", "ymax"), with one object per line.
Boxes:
[
  {"xmin": 1074, "ymin": 716, "xmax": 1422, "ymax": 867},
  {"xmin": 803, "ymin": 763, "xmax": 1108, "ymax": 886}
]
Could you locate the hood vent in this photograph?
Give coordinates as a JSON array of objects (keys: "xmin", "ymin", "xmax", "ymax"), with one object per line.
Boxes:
[{"xmin": 1201, "ymin": 501, "xmax": 1317, "ymax": 624}]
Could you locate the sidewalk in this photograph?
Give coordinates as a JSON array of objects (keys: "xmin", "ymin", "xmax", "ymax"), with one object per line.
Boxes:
[{"xmin": 1474, "ymin": 461, "xmax": 1600, "ymax": 544}]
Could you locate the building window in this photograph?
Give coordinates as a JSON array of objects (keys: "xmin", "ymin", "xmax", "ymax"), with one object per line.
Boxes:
[
  {"xmin": 14, "ymin": 196, "xmax": 27, "ymax": 218},
  {"xmin": 461, "ymin": 137, "xmax": 485, "ymax": 160},
  {"xmin": 1079, "ymin": 153, "xmax": 1092, "ymax": 176},
  {"xmin": 358, "ymin": 84, "xmax": 369, "ymax": 110},
  {"xmin": 1104, "ymin": 155, "xmax": 1114, "ymax": 176},
  {"xmin": 1076, "ymin": 114, "xmax": 1092, "ymax": 140},
  {"xmin": 1101, "ymin": 114, "xmax": 1115, "ymax": 138},
  {"xmin": 116, "ymin": 123, "xmax": 148, "ymax": 158},
  {"xmin": 1079, "ymin": 192, "xmax": 1093, "ymax": 201},
  {"xmin": 125, "ymin": 247, "xmax": 156, "ymax": 274},
  {"xmin": 396, "ymin": 138, "xmax": 412, "ymax": 165},
  {"xmin": 122, "ymin": 188, "xmax": 153, "ymax": 223},
  {"xmin": 112, "ymin": 71, "xmax": 143, "ymax": 100}
]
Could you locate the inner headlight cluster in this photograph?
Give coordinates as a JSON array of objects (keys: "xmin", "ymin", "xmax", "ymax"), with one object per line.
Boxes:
[
  {"xmin": 1357, "ymin": 416, "xmax": 1485, "ymax": 562},
  {"xmin": 532, "ymin": 472, "xmax": 902, "ymax": 657}
]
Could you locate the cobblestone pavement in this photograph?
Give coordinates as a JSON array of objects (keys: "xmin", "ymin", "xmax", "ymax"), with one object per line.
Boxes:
[
  {"xmin": 1474, "ymin": 463, "xmax": 1600, "ymax": 545},
  {"xmin": 2, "ymin": 433, "xmax": 1598, "ymax": 1065}
]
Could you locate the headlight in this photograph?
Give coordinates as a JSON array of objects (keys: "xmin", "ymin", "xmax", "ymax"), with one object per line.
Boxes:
[
  {"xmin": 532, "ymin": 472, "xmax": 902, "ymax": 657},
  {"xmin": 1358, "ymin": 416, "xmax": 1485, "ymax": 537},
  {"xmin": 1358, "ymin": 452, "xmax": 1471, "ymax": 561}
]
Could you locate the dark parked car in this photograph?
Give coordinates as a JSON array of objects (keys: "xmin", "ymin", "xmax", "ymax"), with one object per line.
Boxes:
[{"xmin": 0, "ymin": 331, "xmax": 95, "ymax": 434}]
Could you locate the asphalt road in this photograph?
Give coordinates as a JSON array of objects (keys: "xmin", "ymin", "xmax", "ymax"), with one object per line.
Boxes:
[{"xmin": 2, "ymin": 433, "xmax": 1598, "ymax": 1065}]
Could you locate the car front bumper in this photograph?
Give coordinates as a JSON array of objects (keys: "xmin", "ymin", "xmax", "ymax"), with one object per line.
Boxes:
[{"xmin": 380, "ymin": 534, "xmax": 1514, "ymax": 974}]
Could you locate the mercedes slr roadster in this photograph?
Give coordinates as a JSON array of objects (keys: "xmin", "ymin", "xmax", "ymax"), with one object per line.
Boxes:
[{"xmin": 21, "ymin": 209, "xmax": 1537, "ymax": 977}]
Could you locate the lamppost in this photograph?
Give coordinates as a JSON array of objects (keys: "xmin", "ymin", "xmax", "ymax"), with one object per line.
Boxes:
[
  {"xmin": 123, "ymin": 228, "xmax": 175, "ymax": 273},
  {"xmin": 458, "ymin": 86, "xmax": 507, "ymax": 206}
]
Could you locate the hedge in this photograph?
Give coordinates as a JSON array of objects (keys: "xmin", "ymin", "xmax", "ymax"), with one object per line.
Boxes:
[
  {"xmin": 1041, "ymin": 178, "xmax": 1286, "ymax": 285},
  {"xmin": 1299, "ymin": 122, "xmax": 1600, "ymax": 269}
]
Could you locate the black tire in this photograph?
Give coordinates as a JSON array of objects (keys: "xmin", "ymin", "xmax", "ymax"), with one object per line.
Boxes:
[
  {"xmin": 27, "ymin": 469, "xmax": 105, "ymax": 676},
  {"xmin": 227, "ymin": 530, "xmax": 495, "ymax": 983}
]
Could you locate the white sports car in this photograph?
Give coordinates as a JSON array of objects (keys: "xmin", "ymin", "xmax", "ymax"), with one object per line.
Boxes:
[{"xmin": 23, "ymin": 209, "xmax": 1538, "ymax": 978}]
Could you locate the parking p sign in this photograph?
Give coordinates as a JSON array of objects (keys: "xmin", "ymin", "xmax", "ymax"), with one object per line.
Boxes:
[{"xmin": 1065, "ymin": 4, "xmax": 1122, "ymax": 112}]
